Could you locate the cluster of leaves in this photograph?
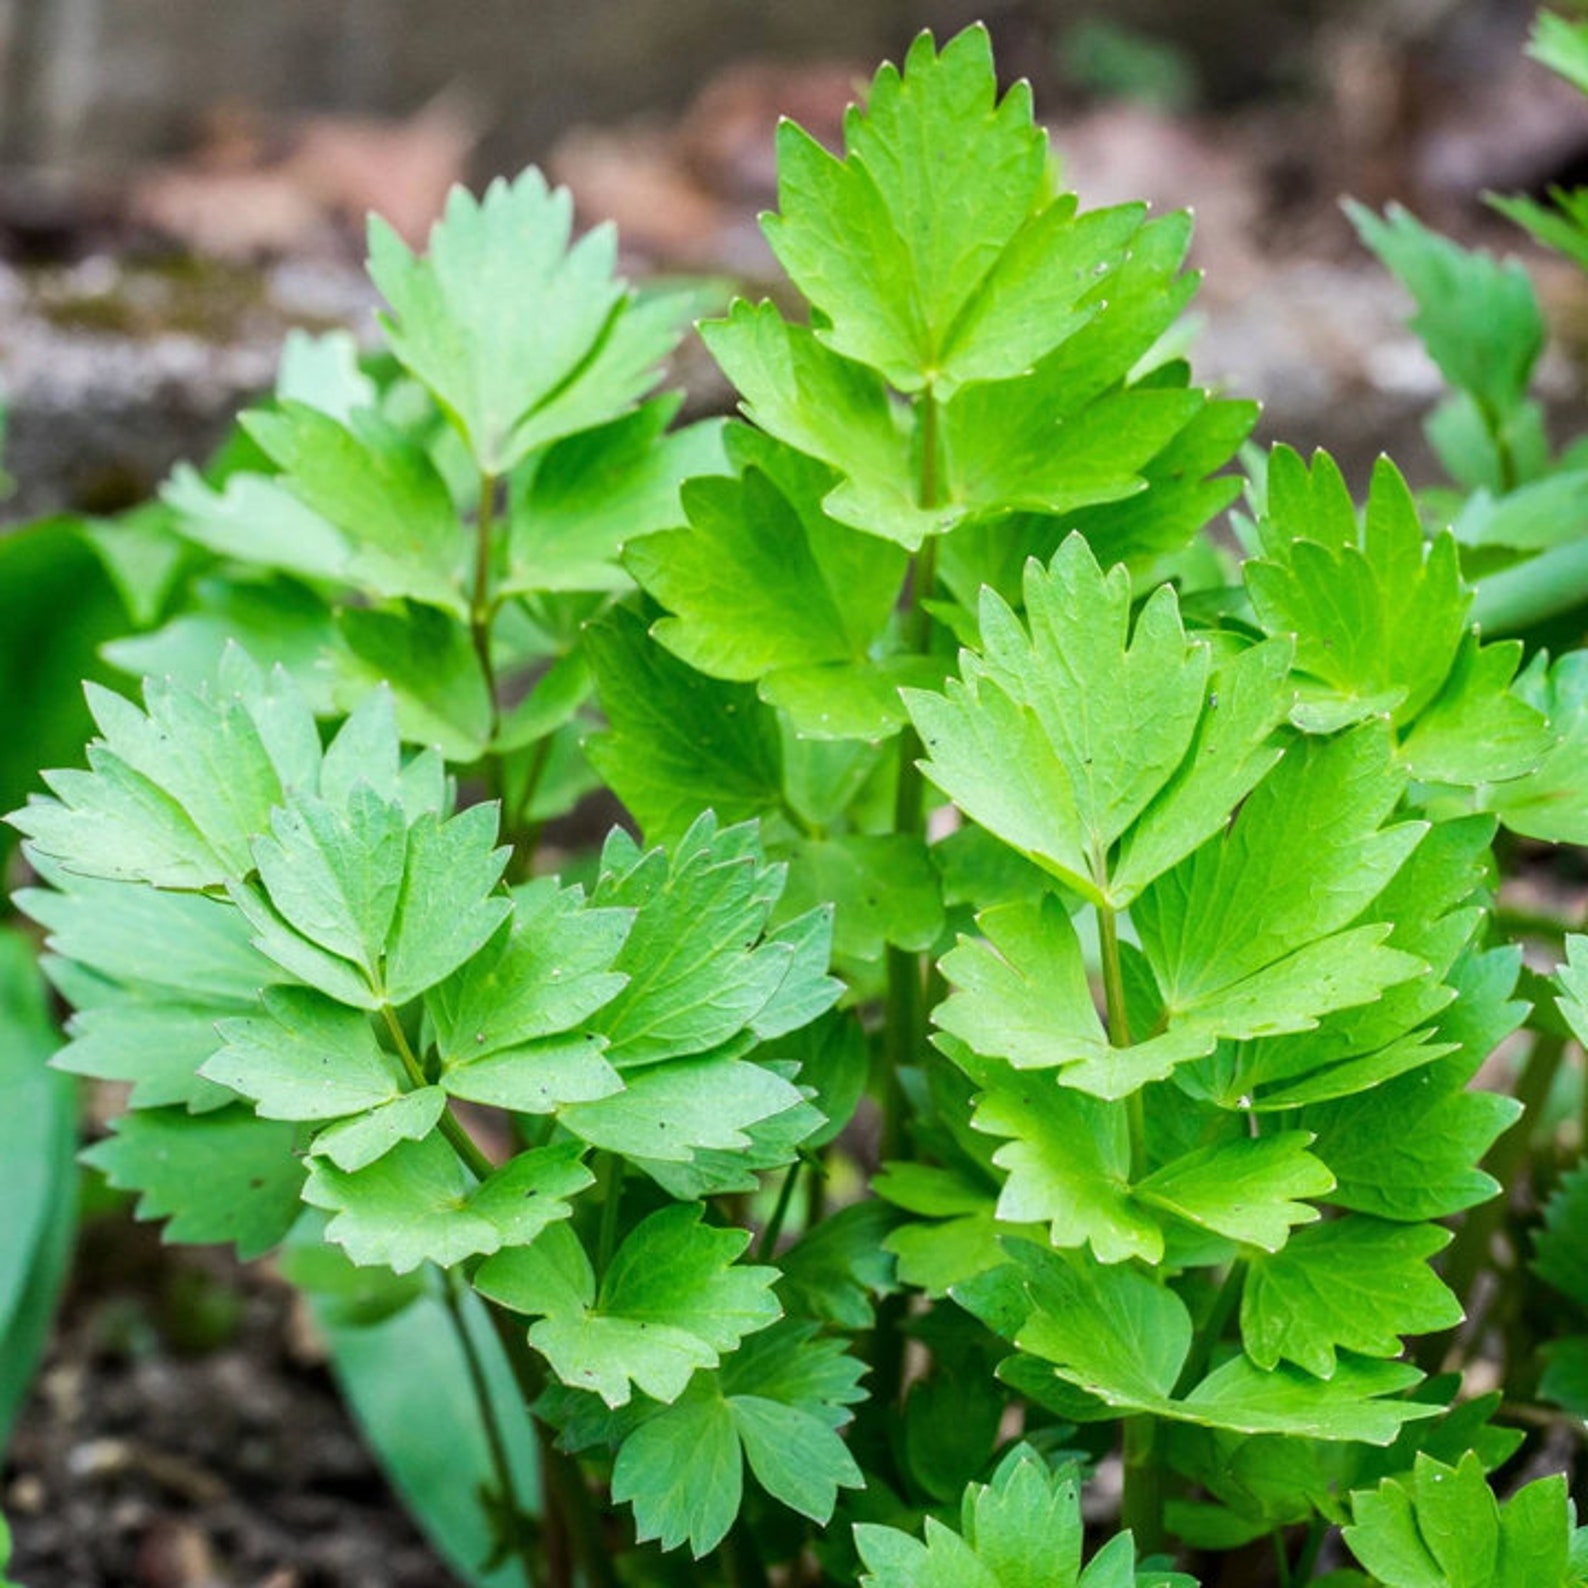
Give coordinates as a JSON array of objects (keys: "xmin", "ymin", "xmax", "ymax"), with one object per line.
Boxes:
[{"xmin": 6, "ymin": 16, "xmax": 1588, "ymax": 1588}]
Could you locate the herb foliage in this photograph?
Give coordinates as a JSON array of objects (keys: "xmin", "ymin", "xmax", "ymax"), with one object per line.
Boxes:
[{"xmin": 5, "ymin": 15, "xmax": 1588, "ymax": 1588}]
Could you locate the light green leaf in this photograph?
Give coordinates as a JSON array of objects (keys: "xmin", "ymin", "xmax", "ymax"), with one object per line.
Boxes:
[
  {"xmin": 559, "ymin": 1055, "xmax": 805, "ymax": 1161},
  {"xmin": 1135, "ymin": 1133, "xmax": 1333, "ymax": 1251},
  {"xmin": 764, "ymin": 26, "xmax": 1049, "ymax": 395},
  {"xmin": 1135, "ymin": 725, "xmax": 1422, "ymax": 1015},
  {"xmin": 611, "ymin": 1379, "xmax": 742, "ymax": 1555},
  {"xmin": 518, "ymin": 1204, "xmax": 780, "ymax": 1407},
  {"xmin": 252, "ymin": 785, "xmax": 408, "ymax": 982},
  {"xmin": 1305, "ymin": 1054, "xmax": 1521, "ymax": 1221},
  {"xmin": 781, "ymin": 833, "xmax": 944, "ymax": 962},
  {"xmin": 427, "ymin": 877, "xmax": 630, "ymax": 1064},
  {"xmin": 206, "ymin": 985, "xmax": 402, "ymax": 1120},
  {"xmin": 700, "ymin": 301, "xmax": 932, "ymax": 550},
  {"xmin": 1349, "ymin": 202, "xmax": 1543, "ymax": 421},
  {"xmin": 589, "ymin": 815, "xmax": 812, "ymax": 1066},
  {"xmin": 382, "ymin": 804, "xmax": 512, "ymax": 1003},
  {"xmin": 1396, "ymin": 631, "xmax": 1551, "ymax": 786},
  {"xmin": 506, "ymin": 400, "xmax": 727, "ymax": 596},
  {"xmin": 163, "ymin": 464, "xmax": 350, "ymax": 584},
  {"xmin": 82, "ymin": 1106, "xmax": 304, "ymax": 1261},
  {"xmin": 628, "ymin": 429, "xmax": 907, "ymax": 689},
  {"xmin": 244, "ymin": 401, "xmax": 466, "ymax": 613},
  {"xmin": 909, "ymin": 536, "xmax": 1287, "ymax": 908},
  {"xmin": 584, "ymin": 604, "xmax": 784, "ymax": 843},
  {"xmin": 331, "ymin": 604, "xmax": 493, "ymax": 762},
  {"xmin": 371, "ymin": 172, "xmax": 687, "ymax": 473},
  {"xmin": 1485, "ymin": 650, "xmax": 1588, "ymax": 843},
  {"xmin": 1242, "ymin": 1218, "xmax": 1461, "ymax": 1377},
  {"xmin": 1247, "ymin": 452, "xmax": 1469, "ymax": 732},
  {"xmin": 304, "ymin": 1134, "xmax": 589, "ymax": 1273},
  {"xmin": 967, "ymin": 1058, "xmax": 1162, "ymax": 1263},
  {"xmin": 309, "ymin": 1086, "xmax": 448, "ymax": 1173},
  {"xmin": 1177, "ymin": 1354, "xmax": 1432, "ymax": 1443},
  {"xmin": 1345, "ymin": 1453, "xmax": 1577, "ymax": 1588}
]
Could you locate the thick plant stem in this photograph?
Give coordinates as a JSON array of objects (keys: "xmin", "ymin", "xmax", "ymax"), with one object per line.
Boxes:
[
  {"xmin": 869, "ymin": 388, "xmax": 944, "ymax": 1447},
  {"xmin": 485, "ymin": 1302, "xmax": 619, "ymax": 1588},
  {"xmin": 442, "ymin": 1277, "xmax": 535, "ymax": 1588},
  {"xmin": 1101, "ymin": 899, "xmax": 1167, "ymax": 1550},
  {"xmin": 1121, "ymin": 1416, "xmax": 1166, "ymax": 1556}
]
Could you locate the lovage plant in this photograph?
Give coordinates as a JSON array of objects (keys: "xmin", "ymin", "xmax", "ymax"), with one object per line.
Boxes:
[{"xmin": 9, "ymin": 19, "xmax": 1588, "ymax": 1588}]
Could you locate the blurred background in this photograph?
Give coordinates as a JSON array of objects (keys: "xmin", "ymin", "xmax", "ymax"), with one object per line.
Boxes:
[{"xmin": 1, "ymin": 0, "xmax": 1585, "ymax": 518}]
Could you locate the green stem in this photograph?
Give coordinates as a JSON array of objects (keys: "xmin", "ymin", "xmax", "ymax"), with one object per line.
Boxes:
[
  {"xmin": 1120, "ymin": 1416, "xmax": 1165, "ymax": 1556},
  {"xmin": 472, "ymin": 471, "xmax": 502, "ymax": 717},
  {"xmin": 1291, "ymin": 1516, "xmax": 1327, "ymax": 1585},
  {"xmin": 1175, "ymin": 1260, "xmax": 1245, "ymax": 1396},
  {"xmin": 758, "ymin": 1158, "xmax": 803, "ymax": 1261},
  {"xmin": 442, "ymin": 1276, "xmax": 534, "ymax": 1588},
  {"xmin": 380, "ymin": 1003, "xmax": 497, "ymax": 1182},
  {"xmin": 1098, "ymin": 904, "xmax": 1149, "ymax": 1184},
  {"xmin": 595, "ymin": 1152, "xmax": 624, "ymax": 1279},
  {"xmin": 1427, "ymin": 1030, "xmax": 1565, "ymax": 1370},
  {"xmin": 485, "ymin": 1302, "xmax": 618, "ymax": 1588}
]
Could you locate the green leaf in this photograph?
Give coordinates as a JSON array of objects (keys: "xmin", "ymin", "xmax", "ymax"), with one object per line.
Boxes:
[
  {"xmin": 251, "ymin": 785, "xmax": 409, "ymax": 984},
  {"xmin": 1530, "ymin": 8, "xmax": 1588, "ymax": 91},
  {"xmin": 963, "ymin": 1057, "xmax": 1164, "ymax": 1263},
  {"xmin": 1485, "ymin": 651, "xmax": 1588, "ymax": 843},
  {"xmin": 487, "ymin": 1204, "xmax": 781, "ymax": 1407},
  {"xmin": 1134, "ymin": 725, "xmax": 1424, "ymax": 1022},
  {"xmin": 82, "ymin": 1106, "xmax": 305, "ymax": 1260},
  {"xmin": 21, "ymin": 869, "xmax": 270, "ymax": 1113},
  {"xmin": 764, "ymin": 26, "xmax": 1050, "ymax": 395},
  {"xmin": 383, "ymin": 804, "xmax": 512, "ymax": 1003},
  {"xmin": 430, "ymin": 878, "xmax": 628, "ymax": 1056},
  {"xmin": 611, "ymin": 1379, "xmax": 743, "ymax": 1555},
  {"xmin": 1345, "ymin": 1453, "xmax": 1577, "ymax": 1588},
  {"xmin": 506, "ymin": 400, "xmax": 727, "ymax": 596},
  {"xmin": 1135, "ymin": 1133, "xmax": 1333, "ymax": 1251},
  {"xmin": 1249, "ymin": 452, "xmax": 1470, "ymax": 733},
  {"xmin": 206, "ymin": 985, "xmax": 402, "ymax": 1120},
  {"xmin": 164, "ymin": 464, "xmax": 351, "ymax": 584},
  {"xmin": 628, "ymin": 429, "xmax": 910, "ymax": 729},
  {"xmin": 558, "ymin": 1055, "xmax": 806, "ymax": 1162},
  {"xmin": 1396, "ymin": 632, "xmax": 1552, "ymax": 785},
  {"xmin": 1007, "ymin": 1243, "xmax": 1436, "ymax": 1443},
  {"xmin": 309, "ymin": 1087, "xmax": 448, "ymax": 1173},
  {"xmin": 856, "ymin": 1445, "xmax": 1191, "ymax": 1588},
  {"xmin": 588, "ymin": 815, "xmax": 832, "ymax": 1067},
  {"xmin": 611, "ymin": 1323, "xmax": 866, "ymax": 1558},
  {"xmin": 332, "ymin": 604, "xmax": 493, "ymax": 762},
  {"xmin": 1305, "ymin": 1052, "xmax": 1521, "ymax": 1221},
  {"xmin": 907, "ymin": 536, "xmax": 1290, "ymax": 907},
  {"xmin": 13, "ymin": 663, "xmax": 312, "ymax": 889},
  {"xmin": 781, "ymin": 833, "xmax": 944, "ymax": 962},
  {"xmin": 0, "ymin": 932, "xmax": 77, "ymax": 1447},
  {"xmin": 1242, "ymin": 1218, "xmax": 1462, "ymax": 1376},
  {"xmin": 304, "ymin": 1135, "xmax": 591, "ymax": 1273},
  {"xmin": 1534, "ymin": 1159, "xmax": 1588, "ymax": 1310},
  {"xmin": 700, "ymin": 301, "xmax": 930, "ymax": 550},
  {"xmin": 1349, "ymin": 202, "xmax": 1544, "ymax": 421},
  {"xmin": 585, "ymin": 604, "xmax": 784, "ymax": 843},
  {"xmin": 370, "ymin": 171, "xmax": 687, "ymax": 474},
  {"xmin": 244, "ymin": 402, "xmax": 466, "ymax": 614}
]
